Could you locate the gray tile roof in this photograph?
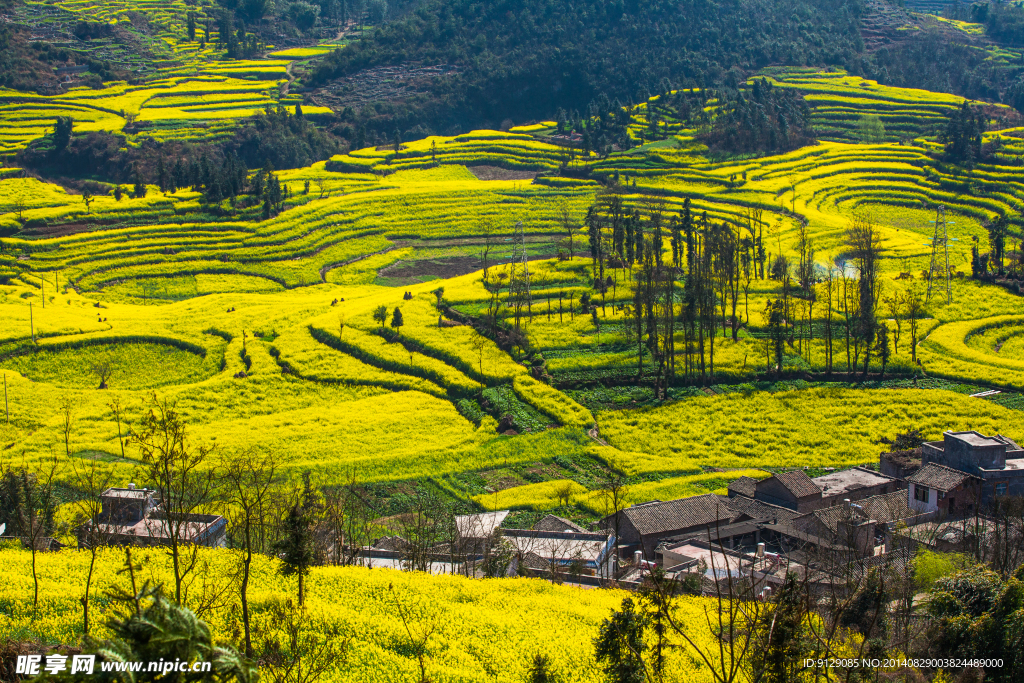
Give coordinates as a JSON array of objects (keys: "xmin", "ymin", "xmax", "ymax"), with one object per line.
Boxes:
[
  {"xmin": 770, "ymin": 470, "xmax": 822, "ymax": 499},
  {"xmin": 719, "ymin": 494, "xmax": 800, "ymax": 524},
  {"xmin": 858, "ymin": 491, "xmax": 913, "ymax": 523},
  {"xmin": 809, "ymin": 505, "xmax": 858, "ymax": 534},
  {"xmin": 623, "ymin": 494, "xmax": 736, "ymax": 536},
  {"xmin": 727, "ymin": 476, "xmax": 757, "ymax": 498},
  {"xmin": 810, "ymin": 491, "xmax": 913, "ymax": 535},
  {"xmin": 908, "ymin": 463, "xmax": 977, "ymax": 492},
  {"xmin": 532, "ymin": 514, "xmax": 587, "ymax": 533}
]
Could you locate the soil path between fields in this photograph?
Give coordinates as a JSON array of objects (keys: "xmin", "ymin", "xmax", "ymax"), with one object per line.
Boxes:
[{"xmin": 319, "ymin": 246, "xmax": 396, "ymax": 281}]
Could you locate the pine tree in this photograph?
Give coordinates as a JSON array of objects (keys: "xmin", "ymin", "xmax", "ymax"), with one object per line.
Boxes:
[
  {"xmin": 53, "ymin": 117, "xmax": 73, "ymax": 153},
  {"xmin": 874, "ymin": 325, "xmax": 891, "ymax": 378},
  {"xmin": 70, "ymin": 584, "xmax": 254, "ymax": 683},
  {"xmin": 157, "ymin": 157, "xmax": 168, "ymax": 193},
  {"xmin": 273, "ymin": 503, "xmax": 316, "ymax": 606},
  {"xmin": 594, "ymin": 597, "xmax": 648, "ymax": 683},
  {"xmin": 133, "ymin": 171, "xmax": 146, "ymax": 199},
  {"xmin": 391, "ymin": 307, "xmax": 404, "ymax": 334}
]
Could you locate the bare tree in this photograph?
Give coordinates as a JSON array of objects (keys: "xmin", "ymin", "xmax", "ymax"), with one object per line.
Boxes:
[
  {"xmin": 59, "ymin": 395, "xmax": 74, "ymax": 459},
  {"xmin": 313, "ymin": 175, "xmax": 328, "ymax": 199},
  {"xmin": 130, "ymin": 393, "xmax": 219, "ymax": 606},
  {"xmin": 846, "ymin": 213, "xmax": 883, "ymax": 377},
  {"xmin": 68, "ymin": 455, "xmax": 115, "ymax": 635},
  {"xmin": 598, "ymin": 459, "xmax": 631, "ymax": 564},
  {"xmin": 885, "ymin": 289, "xmax": 903, "ymax": 356},
  {"xmin": 259, "ymin": 602, "xmax": 349, "ymax": 683},
  {"xmin": 819, "ymin": 266, "xmax": 837, "ymax": 375},
  {"xmin": 388, "ymin": 583, "xmax": 438, "ymax": 683},
  {"xmin": 904, "ymin": 286, "xmax": 925, "ymax": 364},
  {"xmin": 108, "ymin": 396, "xmax": 127, "ymax": 459},
  {"xmin": 468, "ymin": 331, "xmax": 490, "ymax": 377},
  {"xmin": 480, "ymin": 219, "xmax": 497, "ymax": 278},
  {"xmin": 92, "ymin": 361, "xmax": 113, "ymax": 389},
  {"xmin": 1, "ymin": 455, "xmax": 61, "ymax": 609},
  {"xmin": 559, "ymin": 201, "xmax": 580, "ymax": 260},
  {"xmin": 394, "ymin": 488, "xmax": 446, "ymax": 573},
  {"xmin": 225, "ymin": 447, "xmax": 279, "ymax": 657}
]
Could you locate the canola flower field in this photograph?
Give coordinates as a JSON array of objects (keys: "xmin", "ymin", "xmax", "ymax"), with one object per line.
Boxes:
[
  {"xmin": 1, "ymin": 67, "xmax": 1024, "ymax": 515},
  {"xmin": 0, "ymin": 546, "xmax": 729, "ymax": 682},
  {"xmin": 0, "ymin": 27, "xmax": 1021, "ymax": 683}
]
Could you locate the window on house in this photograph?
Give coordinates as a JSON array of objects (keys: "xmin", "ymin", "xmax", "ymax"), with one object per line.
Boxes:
[
  {"xmin": 914, "ymin": 486, "xmax": 929, "ymax": 503},
  {"xmin": 995, "ymin": 482, "xmax": 1008, "ymax": 497}
]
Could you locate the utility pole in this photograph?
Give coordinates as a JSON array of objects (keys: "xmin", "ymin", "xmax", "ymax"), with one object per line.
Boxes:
[{"xmin": 926, "ymin": 204, "xmax": 953, "ymax": 304}]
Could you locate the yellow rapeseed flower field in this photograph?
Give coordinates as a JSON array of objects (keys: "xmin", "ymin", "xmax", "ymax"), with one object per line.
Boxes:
[{"xmin": 0, "ymin": 547, "xmax": 726, "ymax": 683}]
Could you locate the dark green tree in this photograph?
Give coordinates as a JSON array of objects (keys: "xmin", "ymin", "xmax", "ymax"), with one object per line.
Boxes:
[
  {"xmin": 527, "ymin": 653, "xmax": 554, "ymax": 683},
  {"xmin": 764, "ymin": 298, "xmax": 786, "ymax": 376},
  {"xmin": 390, "ymin": 307, "xmax": 404, "ymax": 334},
  {"xmin": 372, "ymin": 304, "xmax": 388, "ymax": 327},
  {"xmin": 989, "ymin": 214, "xmax": 1009, "ymax": 276},
  {"xmin": 874, "ymin": 325, "xmax": 891, "ymax": 378},
  {"xmin": 56, "ymin": 584, "xmax": 254, "ymax": 683},
  {"xmin": 273, "ymin": 502, "xmax": 316, "ymax": 606},
  {"xmin": 53, "ymin": 116, "xmax": 73, "ymax": 153},
  {"xmin": 594, "ymin": 597, "xmax": 648, "ymax": 683},
  {"xmin": 748, "ymin": 573, "xmax": 812, "ymax": 683},
  {"xmin": 133, "ymin": 171, "xmax": 147, "ymax": 199},
  {"xmin": 925, "ymin": 565, "xmax": 1024, "ymax": 682},
  {"xmin": 943, "ymin": 101, "xmax": 984, "ymax": 166}
]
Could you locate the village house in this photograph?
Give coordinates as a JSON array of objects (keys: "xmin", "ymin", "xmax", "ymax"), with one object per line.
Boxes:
[
  {"xmin": 504, "ymin": 527, "xmax": 617, "ymax": 579},
  {"xmin": 455, "ymin": 510, "xmax": 509, "ymax": 554},
  {"xmin": 752, "ymin": 470, "xmax": 823, "ymax": 512},
  {"xmin": 788, "ymin": 491, "xmax": 913, "ymax": 557},
  {"xmin": 920, "ymin": 430, "xmax": 1024, "ymax": 504},
  {"xmin": 599, "ymin": 493, "xmax": 736, "ymax": 559},
  {"xmin": 880, "ymin": 449, "xmax": 923, "ymax": 483},
  {"xmin": 730, "ymin": 467, "xmax": 898, "ymax": 514},
  {"xmin": 77, "ymin": 484, "xmax": 227, "ymax": 548},
  {"xmin": 812, "ymin": 467, "xmax": 898, "ymax": 505},
  {"xmin": 906, "ymin": 463, "xmax": 982, "ymax": 514},
  {"xmin": 531, "ymin": 514, "xmax": 587, "ymax": 533}
]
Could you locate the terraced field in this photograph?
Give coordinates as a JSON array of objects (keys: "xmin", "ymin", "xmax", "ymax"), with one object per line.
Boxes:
[{"xmin": 1, "ymin": 67, "xmax": 1023, "ymax": 518}]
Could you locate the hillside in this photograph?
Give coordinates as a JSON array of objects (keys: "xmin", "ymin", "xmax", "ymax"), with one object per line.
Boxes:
[
  {"xmin": 304, "ymin": 0, "xmax": 1024, "ymax": 136},
  {"xmin": 308, "ymin": 0, "xmax": 866, "ymax": 134},
  {"xmin": 3, "ymin": 1, "xmax": 1024, "ymax": 679}
]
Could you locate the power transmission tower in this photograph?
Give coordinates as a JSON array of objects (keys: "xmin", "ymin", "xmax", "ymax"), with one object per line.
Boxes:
[
  {"xmin": 926, "ymin": 205, "xmax": 952, "ymax": 304},
  {"xmin": 507, "ymin": 221, "xmax": 531, "ymax": 329}
]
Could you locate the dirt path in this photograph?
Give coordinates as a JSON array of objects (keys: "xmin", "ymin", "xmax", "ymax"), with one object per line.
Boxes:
[
  {"xmin": 587, "ymin": 425, "xmax": 609, "ymax": 447},
  {"xmin": 281, "ymin": 60, "xmax": 295, "ymax": 97},
  {"xmin": 319, "ymin": 246, "xmax": 396, "ymax": 281}
]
